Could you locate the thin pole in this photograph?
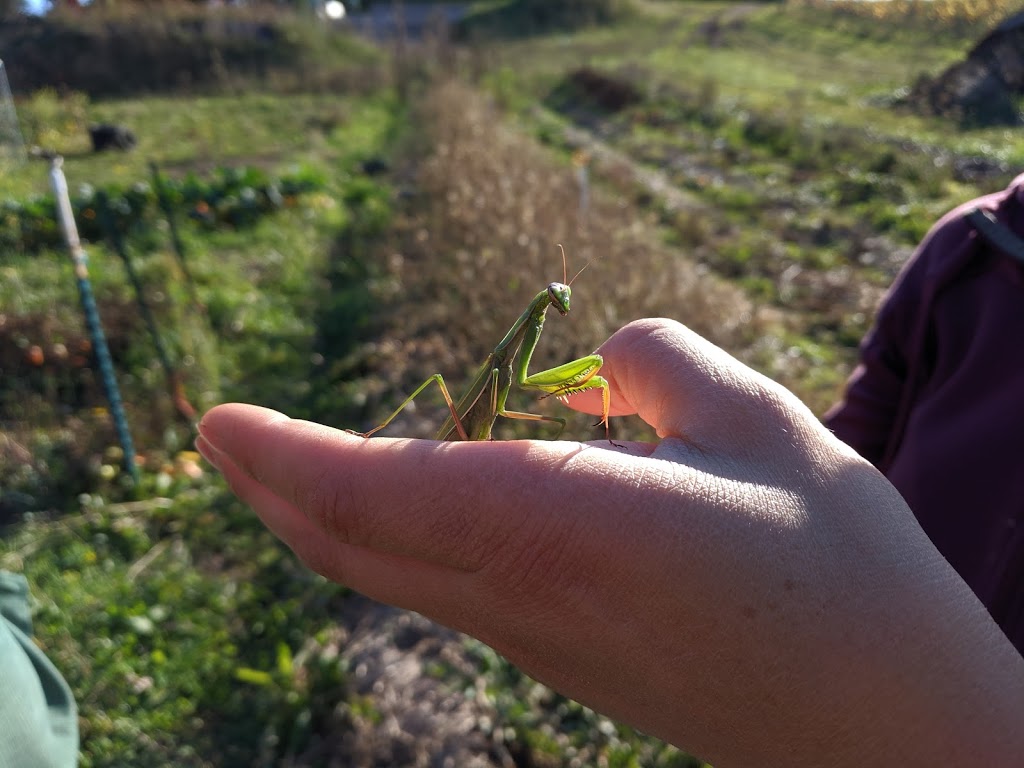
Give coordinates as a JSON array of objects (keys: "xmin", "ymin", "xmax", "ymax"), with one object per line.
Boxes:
[{"xmin": 48, "ymin": 156, "xmax": 139, "ymax": 482}]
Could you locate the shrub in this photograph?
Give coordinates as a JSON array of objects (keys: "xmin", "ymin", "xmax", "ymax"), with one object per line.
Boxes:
[{"xmin": 0, "ymin": 6, "xmax": 378, "ymax": 97}]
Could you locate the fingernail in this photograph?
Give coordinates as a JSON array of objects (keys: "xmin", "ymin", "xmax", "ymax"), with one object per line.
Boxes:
[{"xmin": 195, "ymin": 435, "xmax": 224, "ymax": 471}]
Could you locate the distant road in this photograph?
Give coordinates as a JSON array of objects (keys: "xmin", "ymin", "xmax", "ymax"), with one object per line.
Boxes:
[{"xmin": 346, "ymin": 3, "xmax": 470, "ymax": 41}]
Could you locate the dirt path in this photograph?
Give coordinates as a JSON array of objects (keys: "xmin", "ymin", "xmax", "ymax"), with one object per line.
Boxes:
[{"xmin": 329, "ymin": 597, "xmax": 513, "ymax": 767}]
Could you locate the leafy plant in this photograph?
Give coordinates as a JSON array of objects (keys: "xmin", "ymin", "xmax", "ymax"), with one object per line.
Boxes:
[{"xmin": 0, "ymin": 165, "xmax": 325, "ymax": 254}]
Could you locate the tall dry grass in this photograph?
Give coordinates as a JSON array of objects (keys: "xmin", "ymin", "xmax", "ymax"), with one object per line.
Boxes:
[
  {"xmin": 789, "ymin": 0, "xmax": 1020, "ymax": 30},
  {"xmin": 350, "ymin": 80, "xmax": 760, "ymax": 441}
]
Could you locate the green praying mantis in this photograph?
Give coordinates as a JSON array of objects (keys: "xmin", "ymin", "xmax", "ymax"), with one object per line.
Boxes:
[{"xmin": 350, "ymin": 246, "xmax": 613, "ymax": 443}]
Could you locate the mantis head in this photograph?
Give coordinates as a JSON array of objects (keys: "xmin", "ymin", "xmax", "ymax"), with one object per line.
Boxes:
[{"xmin": 547, "ymin": 282, "xmax": 572, "ymax": 316}]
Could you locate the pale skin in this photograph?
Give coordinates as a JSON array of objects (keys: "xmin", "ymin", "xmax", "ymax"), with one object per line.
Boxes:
[{"xmin": 196, "ymin": 318, "xmax": 1024, "ymax": 767}]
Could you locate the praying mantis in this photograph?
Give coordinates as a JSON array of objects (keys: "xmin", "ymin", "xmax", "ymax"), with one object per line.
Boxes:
[{"xmin": 350, "ymin": 246, "xmax": 612, "ymax": 442}]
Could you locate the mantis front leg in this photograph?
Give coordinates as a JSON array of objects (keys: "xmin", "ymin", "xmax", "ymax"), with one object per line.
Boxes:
[
  {"xmin": 523, "ymin": 355, "xmax": 612, "ymax": 432},
  {"xmin": 505, "ymin": 316, "xmax": 613, "ymax": 441}
]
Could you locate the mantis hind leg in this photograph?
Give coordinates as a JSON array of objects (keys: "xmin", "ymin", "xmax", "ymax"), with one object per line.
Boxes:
[
  {"xmin": 348, "ymin": 373, "xmax": 469, "ymax": 441},
  {"xmin": 496, "ymin": 408, "xmax": 568, "ymax": 439}
]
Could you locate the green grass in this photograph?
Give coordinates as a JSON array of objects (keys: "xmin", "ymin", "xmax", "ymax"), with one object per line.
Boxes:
[
  {"xmin": 5, "ymin": 486, "xmax": 352, "ymax": 768},
  {"xmin": 1, "ymin": 88, "xmax": 403, "ymax": 498},
  {"xmin": 486, "ymin": 0, "xmax": 1023, "ymax": 163},
  {"xmin": 4, "ymin": 91, "xmax": 393, "ymax": 199}
]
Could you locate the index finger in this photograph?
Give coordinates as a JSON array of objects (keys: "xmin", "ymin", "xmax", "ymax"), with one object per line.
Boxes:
[{"xmin": 197, "ymin": 404, "xmax": 637, "ymax": 571}]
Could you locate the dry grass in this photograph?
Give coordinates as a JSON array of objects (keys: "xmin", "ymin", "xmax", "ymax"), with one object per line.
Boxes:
[
  {"xmin": 789, "ymin": 0, "xmax": 1020, "ymax": 28},
  {"xmin": 350, "ymin": 80, "xmax": 761, "ymax": 441}
]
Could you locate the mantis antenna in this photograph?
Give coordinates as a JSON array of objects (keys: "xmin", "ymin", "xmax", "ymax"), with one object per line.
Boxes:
[{"xmin": 557, "ymin": 243, "xmax": 594, "ymax": 287}]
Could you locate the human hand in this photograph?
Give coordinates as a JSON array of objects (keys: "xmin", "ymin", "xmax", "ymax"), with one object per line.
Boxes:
[{"xmin": 196, "ymin": 318, "xmax": 1024, "ymax": 767}]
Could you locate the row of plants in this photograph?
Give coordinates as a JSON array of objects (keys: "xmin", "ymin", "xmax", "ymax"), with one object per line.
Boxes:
[
  {"xmin": 549, "ymin": 64, "xmax": 984, "ymax": 229},
  {"xmin": 0, "ymin": 164, "xmax": 326, "ymax": 254},
  {"xmin": 0, "ymin": 88, "xmax": 405, "ymax": 516},
  {"xmin": 530, "ymin": 60, "xmax": 1009, "ymax": 327}
]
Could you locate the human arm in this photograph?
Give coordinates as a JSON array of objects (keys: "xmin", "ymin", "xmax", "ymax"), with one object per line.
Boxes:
[{"xmin": 196, "ymin": 318, "xmax": 1024, "ymax": 767}]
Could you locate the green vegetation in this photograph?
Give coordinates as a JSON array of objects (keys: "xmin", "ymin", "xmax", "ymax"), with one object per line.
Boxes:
[
  {"xmin": 5, "ymin": 490, "xmax": 351, "ymax": 767},
  {"xmin": 1, "ymin": 1, "xmax": 1020, "ymax": 764},
  {"xmin": 474, "ymin": 0, "xmax": 1021, "ymax": 408},
  {"xmin": 2, "ymin": 164, "xmax": 326, "ymax": 253},
  {"xmin": 3, "ymin": 78, "xmax": 404, "ymax": 764}
]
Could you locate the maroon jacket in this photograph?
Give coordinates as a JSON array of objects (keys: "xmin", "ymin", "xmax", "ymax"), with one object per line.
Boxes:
[{"xmin": 826, "ymin": 175, "xmax": 1024, "ymax": 655}]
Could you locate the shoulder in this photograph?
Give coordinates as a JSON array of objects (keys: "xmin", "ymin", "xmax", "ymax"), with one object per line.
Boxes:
[{"xmin": 913, "ymin": 175, "xmax": 1023, "ymax": 279}]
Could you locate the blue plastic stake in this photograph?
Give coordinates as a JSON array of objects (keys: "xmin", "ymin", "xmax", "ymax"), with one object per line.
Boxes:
[{"xmin": 48, "ymin": 156, "xmax": 139, "ymax": 483}]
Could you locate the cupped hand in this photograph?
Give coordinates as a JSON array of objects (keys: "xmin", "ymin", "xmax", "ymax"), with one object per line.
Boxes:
[{"xmin": 196, "ymin": 318, "xmax": 1024, "ymax": 767}]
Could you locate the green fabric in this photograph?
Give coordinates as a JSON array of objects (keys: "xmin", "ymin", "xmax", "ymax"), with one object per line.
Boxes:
[{"xmin": 0, "ymin": 572, "xmax": 78, "ymax": 768}]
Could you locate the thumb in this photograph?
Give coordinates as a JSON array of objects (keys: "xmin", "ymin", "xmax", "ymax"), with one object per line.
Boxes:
[{"xmin": 569, "ymin": 318, "xmax": 832, "ymax": 461}]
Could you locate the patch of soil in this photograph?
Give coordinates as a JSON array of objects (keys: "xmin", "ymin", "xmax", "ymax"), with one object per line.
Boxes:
[
  {"xmin": 0, "ymin": 299, "xmax": 139, "ymax": 418},
  {"xmin": 566, "ymin": 68, "xmax": 642, "ymax": 114},
  {"xmin": 297, "ymin": 597, "xmax": 515, "ymax": 768},
  {"xmin": 905, "ymin": 13, "xmax": 1024, "ymax": 125}
]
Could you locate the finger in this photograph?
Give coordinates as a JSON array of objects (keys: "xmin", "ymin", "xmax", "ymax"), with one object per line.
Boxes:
[
  {"xmin": 197, "ymin": 432, "xmax": 328, "ymax": 558},
  {"xmin": 197, "ymin": 403, "xmax": 643, "ymax": 573},
  {"xmin": 566, "ymin": 318, "xmax": 830, "ymax": 460},
  {"xmin": 196, "ymin": 433, "xmax": 481, "ymax": 619}
]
